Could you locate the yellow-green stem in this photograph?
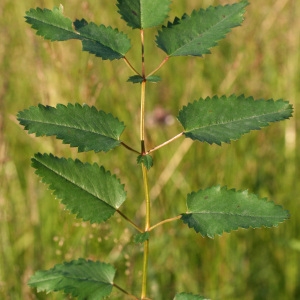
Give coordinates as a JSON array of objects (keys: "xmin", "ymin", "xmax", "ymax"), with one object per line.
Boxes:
[
  {"xmin": 142, "ymin": 164, "xmax": 151, "ymax": 231},
  {"xmin": 141, "ymin": 164, "xmax": 150, "ymax": 299},
  {"xmin": 141, "ymin": 238, "xmax": 149, "ymax": 299},
  {"xmin": 140, "ymin": 28, "xmax": 150, "ymax": 299},
  {"xmin": 149, "ymin": 215, "xmax": 182, "ymax": 232}
]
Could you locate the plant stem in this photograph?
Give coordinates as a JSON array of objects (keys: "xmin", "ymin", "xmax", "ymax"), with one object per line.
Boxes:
[
  {"xmin": 147, "ymin": 132, "xmax": 184, "ymax": 154},
  {"xmin": 116, "ymin": 210, "xmax": 143, "ymax": 233},
  {"xmin": 141, "ymin": 237, "xmax": 149, "ymax": 299},
  {"xmin": 149, "ymin": 215, "xmax": 182, "ymax": 232},
  {"xmin": 140, "ymin": 28, "xmax": 150, "ymax": 300},
  {"xmin": 140, "ymin": 81, "xmax": 146, "ymax": 146}
]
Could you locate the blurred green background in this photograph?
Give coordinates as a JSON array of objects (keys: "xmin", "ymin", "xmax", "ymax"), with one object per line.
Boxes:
[{"xmin": 1, "ymin": 0, "xmax": 299, "ymax": 299}]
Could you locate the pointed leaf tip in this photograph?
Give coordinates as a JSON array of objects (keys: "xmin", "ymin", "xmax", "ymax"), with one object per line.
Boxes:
[
  {"xmin": 28, "ymin": 259, "xmax": 115, "ymax": 299},
  {"xmin": 25, "ymin": 6, "xmax": 80, "ymax": 41},
  {"xmin": 178, "ymin": 95, "xmax": 293, "ymax": 145},
  {"xmin": 156, "ymin": 1, "xmax": 248, "ymax": 57},
  {"xmin": 32, "ymin": 153, "xmax": 127, "ymax": 223},
  {"xmin": 25, "ymin": 7, "xmax": 131, "ymax": 60},
  {"xmin": 181, "ymin": 186, "xmax": 289, "ymax": 238}
]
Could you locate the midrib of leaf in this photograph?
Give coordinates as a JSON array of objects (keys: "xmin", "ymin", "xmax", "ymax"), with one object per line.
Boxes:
[
  {"xmin": 172, "ymin": 7, "xmax": 241, "ymax": 56},
  {"xmin": 190, "ymin": 211, "xmax": 283, "ymax": 219},
  {"xmin": 58, "ymin": 275, "xmax": 111, "ymax": 284},
  {"xmin": 27, "ymin": 13, "xmax": 80, "ymax": 39},
  {"xmin": 27, "ymin": 11, "xmax": 129, "ymax": 55},
  {"xmin": 35, "ymin": 157, "xmax": 116, "ymax": 210},
  {"xmin": 77, "ymin": 24, "xmax": 125, "ymax": 51},
  {"xmin": 186, "ymin": 109, "xmax": 288, "ymax": 131},
  {"xmin": 30, "ymin": 275, "xmax": 111, "ymax": 285},
  {"xmin": 24, "ymin": 118, "xmax": 119, "ymax": 140}
]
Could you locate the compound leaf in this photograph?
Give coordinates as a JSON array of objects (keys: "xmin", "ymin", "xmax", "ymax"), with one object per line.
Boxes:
[
  {"xmin": 74, "ymin": 20, "xmax": 131, "ymax": 60},
  {"xmin": 181, "ymin": 186, "xmax": 289, "ymax": 238},
  {"xmin": 156, "ymin": 1, "xmax": 248, "ymax": 57},
  {"xmin": 25, "ymin": 6, "xmax": 79, "ymax": 41},
  {"xmin": 117, "ymin": 0, "xmax": 171, "ymax": 29},
  {"xmin": 25, "ymin": 7, "xmax": 131, "ymax": 60},
  {"xmin": 32, "ymin": 153, "xmax": 126, "ymax": 223},
  {"xmin": 17, "ymin": 103, "xmax": 125, "ymax": 153},
  {"xmin": 177, "ymin": 95, "xmax": 293, "ymax": 145},
  {"xmin": 174, "ymin": 293, "xmax": 210, "ymax": 300},
  {"xmin": 28, "ymin": 258, "xmax": 115, "ymax": 299}
]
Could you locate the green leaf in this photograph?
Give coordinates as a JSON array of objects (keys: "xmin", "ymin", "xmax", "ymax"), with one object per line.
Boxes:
[
  {"xmin": 17, "ymin": 103, "xmax": 125, "ymax": 153},
  {"xmin": 25, "ymin": 7, "xmax": 131, "ymax": 60},
  {"xmin": 117, "ymin": 0, "xmax": 171, "ymax": 29},
  {"xmin": 32, "ymin": 153, "xmax": 126, "ymax": 223},
  {"xmin": 74, "ymin": 20, "xmax": 131, "ymax": 60},
  {"xmin": 137, "ymin": 154, "xmax": 153, "ymax": 170},
  {"xmin": 146, "ymin": 75, "xmax": 162, "ymax": 83},
  {"xmin": 28, "ymin": 258, "xmax": 115, "ymax": 299},
  {"xmin": 127, "ymin": 75, "xmax": 161, "ymax": 84},
  {"xmin": 181, "ymin": 186, "xmax": 289, "ymax": 238},
  {"xmin": 156, "ymin": 1, "xmax": 248, "ymax": 57},
  {"xmin": 133, "ymin": 232, "xmax": 149, "ymax": 244},
  {"xmin": 127, "ymin": 75, "xmax": 144, "ymax": 84},
  {"xmin": 25, "ymin": 6, "xmax": 80, "ymax": 41},
  {"xmin": 177, "ymin": 95, "xmax": 293, "ymax": 145},
  {"xmin": 174, "ymin": 293, "xmax": 210, "ymax": 300}
]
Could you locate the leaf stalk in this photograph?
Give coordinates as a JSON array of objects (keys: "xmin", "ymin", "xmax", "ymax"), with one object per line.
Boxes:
[
  {"xmin": 121, "ymin": 141, "xmax": 140, "ymax": 154},
  {"xmin": 116, "ymin": 210, "xmax": 143, "ymax": 233},
  {"xmin": 113, "ymin": 283, "xmax": 139, "ymax": 300},
  {"xmin": 147, "ymin": 132, "xmax": 184, "ymax": 154},
  {"xmin": 149, "ymin": 215, "xmax": 182, "ymax": 232},
  {"xmin": 147, "ymin": 56, "xmax": 169, "ymax": 77},
  {"xmin": 123, "ymin": 57, "xmax": 141, "ymax": 76}
]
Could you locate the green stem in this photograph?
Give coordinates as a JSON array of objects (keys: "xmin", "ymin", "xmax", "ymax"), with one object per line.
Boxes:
[
  {"xmin": 140, "ymin": 28, "xmax": 150, "ymax": 300},
  {"xmin": 141, "ymin": 237, "xmax": 149, "ymax": 299},
  {"xmin": 142, "ymin": 165, "xmax": 151, "ymax": 231},
  {"xmin": 141, "ymin": 163, "xmax": 151, "ymax": 299}
]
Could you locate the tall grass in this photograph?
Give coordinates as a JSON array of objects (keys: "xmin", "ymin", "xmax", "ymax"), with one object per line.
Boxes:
[{"xmin": 1, "ymin": 0, "xmax": 299, "ymax": 299}]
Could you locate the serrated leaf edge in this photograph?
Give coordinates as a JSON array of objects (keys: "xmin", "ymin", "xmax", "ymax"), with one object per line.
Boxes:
[
  {"xmin": 178, "ymin": 94, "xmax": 293, "ymax": 145},
  {"xmin": 156, "ymin": 1, "xmax": 249, "ymax": 56},
  {"xmin": 32, "ymin": 153, "xmax": 126, "ymax": 221},
  {"xmin": 17, "ymin": 103, "xmax": 125, "ymax": 152},
  {"xmin": 181, "ymin": 185, "xmax": 290, "ymax": 238},
  {"xmin": 28, "ymin": 258, "xmax": 116, "ymax": 291}
]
